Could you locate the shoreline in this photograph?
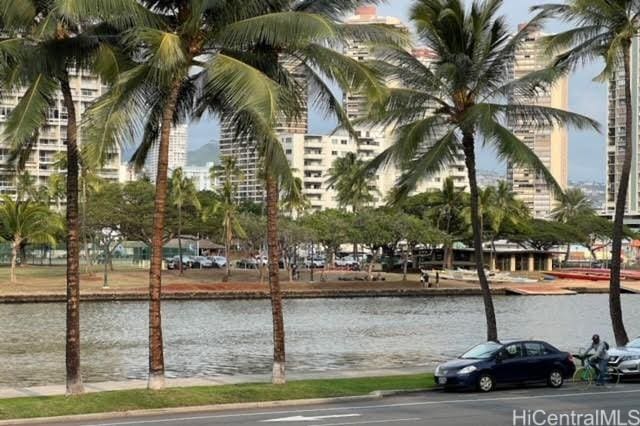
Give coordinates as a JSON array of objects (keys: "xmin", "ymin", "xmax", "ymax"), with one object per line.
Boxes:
[{"xmin": 0, "ymin": 285, "xmax": 625, "ymax": 303}]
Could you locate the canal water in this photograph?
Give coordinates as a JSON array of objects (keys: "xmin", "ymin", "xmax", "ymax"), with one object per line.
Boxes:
[{"xmin": 1, "ymin": 295, "xmax": 639, "ymax": 387}]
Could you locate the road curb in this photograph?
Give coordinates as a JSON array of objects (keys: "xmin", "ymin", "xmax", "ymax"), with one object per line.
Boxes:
[{"xmin": 0, "ymin": 392, "xmax": 396, "ymax": 425}]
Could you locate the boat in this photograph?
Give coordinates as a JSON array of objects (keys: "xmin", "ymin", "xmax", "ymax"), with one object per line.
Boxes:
[{"xmin": 437, "ymin": 269, "xmax": 537, "ymax": 284}]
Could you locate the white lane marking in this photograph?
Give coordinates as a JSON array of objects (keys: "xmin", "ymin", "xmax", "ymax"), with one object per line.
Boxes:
[
  {"xmin": 310, "ymin": 418, "xmax": 420, "ymax": 426},
  {"xmin": 261, "ymin": 414, "xmax": 361, "ymax": 422},
  {"xmin": 87, "ymin": 388, "xmax": 640, "ymax": 426}
]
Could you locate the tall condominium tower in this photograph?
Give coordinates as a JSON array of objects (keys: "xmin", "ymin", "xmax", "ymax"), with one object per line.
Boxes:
[
  {"xmin": 145, "ymin": 124, "xmax": 188, "ymax": 183},
  {"xmin": 218, "ymin": 58, "xmax": 308, "ymax": 202},
  {"xmin": 606, "ymin": 37, "xmax": 640, "ymax": 216},
  {"xmin": 0, "ymin": 69, "xmax": 121, "ymax": 198},
  {"xmin": 507, "ymin": 24, "xmax": 569, "ymax": 219},
  {"xmin": 343, "ymin": 7, "xmax": 468, "ymax": 200}
]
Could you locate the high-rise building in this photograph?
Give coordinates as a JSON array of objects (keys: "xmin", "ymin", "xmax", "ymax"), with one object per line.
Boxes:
[
  {"xmin": 219, "ymin": 58, "xmax": 308, "ymax": 202},
  {"xmin": 183, "ymin": 162, "xmax": 217, "ymax": 191},
  {"xmin": 0, "ymin": 69, "xmax": 121, "ymax": 198},
  {"xmin": 606, "ymin": 37, "xmax": 640, "ymax": 216},
  {"xmin": 507, "ymin": 24, "xmax": 569, "ymax": 219},
  {"xmin": 145, "ymin": 124, "xmax": 188, "ymax": 182},
  {"xmin": 343, "ymin": 7, "xmax": 468, "ymax": 196}
]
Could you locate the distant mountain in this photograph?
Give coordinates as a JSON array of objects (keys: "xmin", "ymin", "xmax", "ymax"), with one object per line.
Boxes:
[{"xmin": 187, "ymin": 143, "xmax": 219, "ymax": 167}]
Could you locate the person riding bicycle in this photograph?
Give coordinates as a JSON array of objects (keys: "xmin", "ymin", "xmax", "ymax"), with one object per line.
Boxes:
[{"xmin": 582, "ymin": 334, "xmax": 609, "ymax": 386}]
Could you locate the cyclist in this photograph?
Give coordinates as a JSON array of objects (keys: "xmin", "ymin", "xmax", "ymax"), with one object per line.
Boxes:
[{"xmin": 583, "ymin": 334, "xmax": 609, "ymax": 386}]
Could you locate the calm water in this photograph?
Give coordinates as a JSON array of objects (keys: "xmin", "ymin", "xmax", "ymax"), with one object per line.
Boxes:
[{"xmin": 0, "ymin": 295, "xmax": 639, "ymax": 387}]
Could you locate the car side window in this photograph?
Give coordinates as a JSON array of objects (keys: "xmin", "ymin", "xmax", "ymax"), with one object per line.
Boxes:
[
  {"xmin": 503, "ymin": 343, "xmax": 523, "ymax": 359},
  {"xmin": 524, "ymin": 342, "xmax": 545, "ymax": 357}
]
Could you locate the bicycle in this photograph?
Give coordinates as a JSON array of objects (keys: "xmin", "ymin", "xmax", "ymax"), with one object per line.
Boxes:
[{"xmin": 572, "ymin": 353, "xmax": 621, "ymax": 389}]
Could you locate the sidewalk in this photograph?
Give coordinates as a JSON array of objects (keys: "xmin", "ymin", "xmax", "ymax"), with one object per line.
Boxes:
[{"xmin": 0, "ymin": 367, "xmax": 430, "ymax": 399}]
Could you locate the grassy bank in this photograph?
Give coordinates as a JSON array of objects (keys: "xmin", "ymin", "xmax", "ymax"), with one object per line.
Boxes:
[{"xmin": 0, "ymin": 374, "xmax": 434, "ymax": 421}]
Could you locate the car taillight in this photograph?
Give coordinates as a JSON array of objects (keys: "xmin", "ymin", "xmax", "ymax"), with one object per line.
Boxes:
[{"xmin": 568, "ymin": 354, "xmax": 574, "ymax": 364}]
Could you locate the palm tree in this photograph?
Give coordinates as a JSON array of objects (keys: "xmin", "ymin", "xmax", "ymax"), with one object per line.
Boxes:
[
  {"xmin": 0, "ymin": 197, "xmax": 61, "ymax": 283},
  {"xmin": 209, "ymin": 157, "xmax": 245, "ymax": 281},
  {"xmin": 170, "ymin": 168, "xmax": 201, "ymax": 274},
  {"xmin": 327, "ymin": 152, "xmax": 377, "ymax": 213},
  {"xmin": 431, "ymin": 177, "xmax": 468, "ymax": 269},
  {"xmin": 0, "ymin": 0, "xmax": 149, "ymax": 394},
  {"xmin": 281, "ymin": 176, "xmax": 310, "ymax": 217},
  {"xmin": 551, "ymin": 187, "xmax": 595, "ymax": 266},
  {"xmin": 367, "ymin": 0, "xmax": 598, "ymax": 341},
  {"xmin": 534, "ymin": 0, "xmax": 639, "ymax": 348}
]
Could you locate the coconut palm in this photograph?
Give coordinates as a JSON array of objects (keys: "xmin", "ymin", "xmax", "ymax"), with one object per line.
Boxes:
[
  {"xmin": 170, "ymin": 168, "xmax": 201, "ymax": 274},
  {"xmin": 281, "ymin": 176, "xmax": 310, "ymax": 217},
  {"xmin": 83, "ymin": 0, "xmax": 396, "ymax": 386},
  {"xmin": 209, "ymin": 157, "xmax": 246, "ymax": 281},
  {"xmin": 326, "ymin": 152, "xmax": 377, "ymax": 213},
  {"xmin": 367, "ymin": 0, "xmax": 598, "ymax": 341},
  {"xmin": 0, "ymin": 197, "xmax": 61, "ymax": 283},
  {"xmin": 533, "ymin": 0, "xmax": 640, "ymax": 347},
  {"xmin": 551, "ymin": 187, "xmax": 595, "ymax": 266},
  {"xmin": 0, "ymin": 0, "xmax": 150, "ymax": 394},
  {"xmin": 431, "ymin": 177, "xmax": 469, "ymax": 269}
]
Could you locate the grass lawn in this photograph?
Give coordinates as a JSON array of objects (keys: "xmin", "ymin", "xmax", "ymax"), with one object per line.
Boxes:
[{"xmin": 0, "ymin": 374, "xmax": 434, "ymax": 421}]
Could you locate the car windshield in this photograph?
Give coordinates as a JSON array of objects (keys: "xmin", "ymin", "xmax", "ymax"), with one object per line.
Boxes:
[
  {"xmin": 627, "ymin": 338, "xmax": 640, "ymax": 349},
  {"xmin": 460, "ymin": 342, "xmax": 502, "ymax": 359}
]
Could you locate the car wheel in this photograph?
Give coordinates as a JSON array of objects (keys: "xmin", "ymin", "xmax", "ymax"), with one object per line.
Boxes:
[
  {"xmin": 478, "ymin": 374, "xmax": 495, "ymax": 392},
  {"xmin": 547, "ymin": 369, "xmax": 564, "ymax": 388}
]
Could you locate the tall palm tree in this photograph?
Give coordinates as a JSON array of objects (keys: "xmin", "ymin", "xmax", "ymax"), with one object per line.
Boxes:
[
  {"xmin": 209, "ymin": 157, "xmax": 245, "ymax": 281},
  {"xmin": 327, "ymin": 152, "xmax": 377, "ymax": 213},
  {"xmin": 170, "ymin": 168, "xmax": 201, "ymax": 274},
  {"xmin": 0, "ymin": 0, "xmax": 149, "ymax": 394},
  {"xmin": 0, "ymin": 197, "xmax": 61, "ymax": 283},
  {"xmin": 431, "ymin": 177, "xmax": 468, "ymax": 269},
  {"xmin": 367, "ymin": 0, "xmax": 598, "ymax": 341},
  {"xmin": 551, "ymin": 187, "xmax": 595, "ymax": 265},
  {"xmin": 83, "ymin": 0, "xmax": 393, "ymax": 387},
  {"xmin": 533, "ymin": 0, "xmax": 640, "ymax": 347}
]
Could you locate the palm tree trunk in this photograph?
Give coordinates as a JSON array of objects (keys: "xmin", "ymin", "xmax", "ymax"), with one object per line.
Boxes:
[
  {"xmin": 61, "ymin": 76, "xmax": 84, "ymax": 395},
  {"xmin": 610, "ymin": 42, "xmax": 632, "ymax": 346},
  {"xmin": 565, "ymin": 244, "xmax": 571, "ymax": 267},
  {"xmin": 148, "ymin": 80, "xmax": 181, "ymax": 390},
  {"xmin": 266, "ymin": 175, "xmax": 286, "ymax": 385},
  {"xmin": 10, "ymin": 238, "xmax": 19, "ymax": 284},
  {"xmin": 462, "ymin": 132, "xmax": 498, "ymax": 342},
  {"xmin": 224, "ymin": 223, "xmax": 231, "ymax": 281},
  {"xmin": 177, "ymin": 207, "xmax": 183, "ymax": 275},
  {"xmin": 402, "ymin": 247, "xmax": 409, "ymax": 282},
  {"xmin": 103, "ymin": 249, "xmax": 109, "ymax": 289}
]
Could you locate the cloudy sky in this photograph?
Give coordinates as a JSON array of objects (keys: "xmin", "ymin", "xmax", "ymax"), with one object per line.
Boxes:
[{"xmin": 188, "ymin": 0, "xmax": 607, "ymax": 182}]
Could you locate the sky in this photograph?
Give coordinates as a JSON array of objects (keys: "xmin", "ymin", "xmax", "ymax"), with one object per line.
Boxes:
[{"xmin": 187, "ymin": 0, "xmax": 607, "ymax": 183}]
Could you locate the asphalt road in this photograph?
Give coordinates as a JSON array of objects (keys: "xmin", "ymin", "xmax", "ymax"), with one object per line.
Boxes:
[{"xmin": 40, "ymin": 384, "xmax": 640, "ymax": 426}]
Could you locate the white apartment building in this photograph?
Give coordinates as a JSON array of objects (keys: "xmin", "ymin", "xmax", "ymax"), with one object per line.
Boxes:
[
  {"xmin": 183, "ymin": 162, "xmax": 217, "ymax": 191},
  {"xmin": 145, "ymin": 124, "xmax": 188, "ymax": 183},
  {"xmin": 282, "ymin": 133, "xmax": 362, "ymax": 211},
  {"xmin": 0, "ymin": 69, "xmax": 121, "ymax": 197},
  {"xmin": 606, "ymin": 36, "xmax": 640, "ymax": 216},
  {"xmin": 219, "ymin": 58, "xmax": 308, "ymax": 202},
  {"xmin": 507, "ymin": 24, "xmax": 569, "ymax": 219},
  {"xmin": 344, "ymin": 7, "xmax": 468, "ymax": 196}
]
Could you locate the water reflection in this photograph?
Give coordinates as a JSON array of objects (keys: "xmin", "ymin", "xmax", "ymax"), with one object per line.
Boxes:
[{"xmin": 0, "ymin": 295, "xmax": 638, "ymax": 387}]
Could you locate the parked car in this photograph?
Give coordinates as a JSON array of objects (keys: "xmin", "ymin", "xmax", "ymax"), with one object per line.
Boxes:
[
  {"xmin": 304, "ymin": 257, "xmax": 325, "ymax": 268},
  {"xmin": 335, "ymin": 256, "xmax": 359, "ymax": 267},
  {"xmin": 193, "ymin": 256, "xmax": 213, "ymax": 268},
  {"xmin": 171, "ymin": 255, "xmax": 195, "ymax": 268},
  {"xmin": 210, "ymin": 256, "xmax": 227, "ymax": 268},
  {"xmin": 237, "ymin": 258, "xmax": 259, "ymax": 269},
  {"xmin": 434, "ymin": 340, "xmax": 575, "ymax": 392},
  {"xmin": 608, "ymin": 337, "xmax": 640, "ymax": 379}
]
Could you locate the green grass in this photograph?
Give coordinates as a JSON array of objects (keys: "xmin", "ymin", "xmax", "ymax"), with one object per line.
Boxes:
[{"xmin": 0, "ymin": 374, "xmax": 434, "ymax": 420}]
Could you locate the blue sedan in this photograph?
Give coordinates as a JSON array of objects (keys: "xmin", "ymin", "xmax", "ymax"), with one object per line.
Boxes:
[{"xmin": 434, "ymin": 340, "xmax": 576, "ymax": 392}]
